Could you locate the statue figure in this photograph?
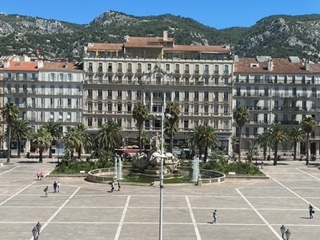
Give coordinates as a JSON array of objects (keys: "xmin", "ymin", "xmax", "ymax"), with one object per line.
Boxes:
[{"xmin": 151, "ymin": 133, "xmax": 161, "ymax": 152}]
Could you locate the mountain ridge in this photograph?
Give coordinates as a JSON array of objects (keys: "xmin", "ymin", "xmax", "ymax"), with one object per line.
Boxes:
[{"xmin": 0, "ymin": 11, "xmax": 319, "ymax": 62}]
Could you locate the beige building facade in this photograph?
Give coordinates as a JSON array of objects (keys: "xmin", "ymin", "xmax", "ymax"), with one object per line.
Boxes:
[
  {"xmin": 234, "ymin": 56, "xmax": 320, "ymax": 157},
  {"xmin": 83, "ymin": 32, "xmax": 234, "ymax": 154}
]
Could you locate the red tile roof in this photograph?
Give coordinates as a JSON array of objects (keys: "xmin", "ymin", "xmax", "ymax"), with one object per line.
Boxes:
[
  {"xmin": 41, "ymin": 62, "xmax": 82, "ymax": 72},
  {"xmin": 86, "ymin": 43, "xmax": 123, "ymax": 52},
  {"xmin": 6, "ymin": 61, "xmax": 38, "ymax": 72},
  {"xmin": 235, "ymin": 58, "xmax": 320, "ymax": 75}
]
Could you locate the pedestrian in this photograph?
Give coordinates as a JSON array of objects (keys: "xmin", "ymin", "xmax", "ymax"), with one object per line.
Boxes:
[
  {"xmin": 57, "ymin": 181, "xmax": 61, "ymax": 192},
  {"xmin": 40, "ymin": 171, "xmax": 45, "ymax": 180},
  {"xmin": 212, "ymin": 210, "xmax": 217, "ymax": 223},
  {"xmin": 117, "ymin": 181, "xmax": 121, "ymax": 191},
  {"xmin": 285, "ymin": 228, "xmax": 291, "ymax": 240},
  {"xmin": 36, "ymin": 222, "xmax": 42, "ymax": 236},
  {"xmin": 110, "ymin": 181, "xmax": 115, "ymax": 192},
  {"xmin": 309, "ymin": 204, "xmax": 314, "ymax": 218},
  {"xmin": 44, "ymin": 186, "xmax": 48, "ymax": 197},
  {"xmin": 280, "ymin": 225, "xmax": 286, "ymax": 239},
  {"xmin": 261, "ymin": 161, "xmax": 264, "ymax": 169},
  {"xmin": 53, "ymin": 181, "xmax": 57, "ymax": 193},
  {"xmin": 36, "ymin": 171, "xmax": 40, "ymax": 180}
]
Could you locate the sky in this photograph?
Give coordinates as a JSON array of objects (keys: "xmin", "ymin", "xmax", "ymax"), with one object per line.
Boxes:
[{"xmin": 2, "ymin": 0, "xmax": 320, "ymax": 29}]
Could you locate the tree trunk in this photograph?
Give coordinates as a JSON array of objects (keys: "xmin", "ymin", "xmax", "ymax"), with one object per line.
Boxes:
[
  {"xmin": 238, "ymin": 127, "xmax": 242, "ymax": 161},
  {"xmin": 7, "ymin": 125, "xmax": 11, "ymax": 163},
  {"xmin": 17, "ymin": 139, "xmax": 21, "ymax": 158},
  {"xmin": 170, "ymin": 131, "xmax": 174, "ymax": 153},
  {"xmin": 293, "ymin": 141, "xmax": 297, "ymax": 160},
  {"xmin": 204, "ymin": 144, "xmax": 208, "ymax": 164},
  {"xmin": 49, "ymin": 146, "xmax": 53, "ymax": 158},
  {"xmin": 306, "ymin": 134, "xmax": 310, "ymax": 165},
  {"xmin": 78, "ymin": 145, "xmax": 82, "ymax": 159},
  {"xmin": 138, "ymin": 125, "xmax": 142, "ymax": 154},
  {"xmin": 39, "ymin": 150, "xmax": 43, "ymax": 163},
  {"xmin": 273, "ymin": 142, "xmax": 278, "ymax": 166},
  {"xmin": 263, "ymin": 145, "xmax": 267, "ymax": 161}
]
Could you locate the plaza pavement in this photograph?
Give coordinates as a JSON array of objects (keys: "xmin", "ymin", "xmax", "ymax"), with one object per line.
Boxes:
[{"xmin": 0, "ymin": 158, "xmax": 320, "ymax": 239}]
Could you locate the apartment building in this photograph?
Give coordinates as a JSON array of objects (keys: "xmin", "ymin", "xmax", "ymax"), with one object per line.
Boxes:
[
  {"xmin": 233, "ymin": 56, "xmax": 320, "ymax": 156},
  {"xmin": 1, "ymin": 56, "xmax": 83, "ymax": 155},
  {"xmin": 83, "ymin": 31, "xmax": 234, "ymax": 154}
]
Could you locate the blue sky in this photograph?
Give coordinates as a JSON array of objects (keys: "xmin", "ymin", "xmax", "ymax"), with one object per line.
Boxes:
[{"xmin": 2, "ymin": 0, "xmax": 319, "ymax": 29}]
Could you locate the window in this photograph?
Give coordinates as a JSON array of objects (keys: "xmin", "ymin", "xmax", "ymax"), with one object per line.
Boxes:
[
  {"xmin": 224, "ymin": 65, "xmax": 229, "ymax": 74},
  {"xmin": 127, "ymin": 103, "xmax": 132, "ymax": 112},
  {"xmin": 194, "ymin": 105, "xmax": 199, "ymax": 115},
  {"xmin": 117, "ymin": 103, "xmax": 122, "ymax": 112},
  {"xmin": 117, "ymin": 119, "xmax": 122, "ymax": 127},
  {"xmin": 214, "ymin": 120, "xmax": 218, "ymax": 129},
  {"xmin": 50, "ymin": 98, "xmax": 54, "ymax": 108},
  {"xmin": 175, "ymin": 91, "xmax": 179, "ymax": 101},
  {"xmin": 97, "ymin": 118, "xmax": 102, "ymax": 127},
  {"xmin": 204, "ymin": 105, "xmax": 209, "ymax": 115},
  {"xmin": 98, "ymin": 102, "xmax": 103, "ymax": 113},
  {"xmin": 194, "ymin": 91, "xmax": 199, "ymax": 101},
  {"xmin": 184, "ymin": 104, "xmax": 189, "ymax": 114},
  {"xmin": 88, "ymin": 102, "xmax": 93, "ymax": 113},
  {"xmin": 67, "ymin": 112, "xmax": 71, "ymax": 121},
  {"xmin": 204, "ymin": 65, "xmax": 209, "ymax": 73},
  {"xmin": 50, "ymin": 112, "xmax": 54, "ymax": 120},
  {"xmin": 224, "ymin": 92, "xmax": 228, "ymax": 101},
  {"xmin": 108, "ymin": 90, "xmax": 112, "ymax": 99},
  {"xmin": 166, "ymin": 64, "xmax": 170, "ymax": 71},
  {"xmin": 214, "ymin": 92, "xmax": 218, "ymax": 101},
  {"xmin": 214, "ymin": 105, "xmax": 219, "ymax": 115},
  {"xmin": 59, "ymin": 112, "xmax": 63, "ymax": 120},
  {"xmin": 147, "ymin": 63, "xmax": 151, "ymax": 71},
  {"xmin": 59, "ymin": 73, "xmax": 64, "ymax": 81},
  {"xmin": 204, "ymin": 92, "xmax": 209, "ymax": 101},
  {"xmin": 108, "ymin": 102, "xmax": 112, "ymax": 112},
  {"xmin": 224, "ymin": 106, "xmax": 228, "ymax": 115},
  {"xmin": 245, "ymin": 127, "xmax": 249, "ymax": 137},
  {"xmin": 184, "ymin": 91, "xmax": 189, "ymax": 101},
  {"xmin": 59, "ymin": 86, "xmax": 63, "ymax": 95},
  {"xmin": 184, "ymin": 120, "xmax": 189, "ymax": 130},
  {"xmin": 254, "ymin": 114, "xmax": 258, "ymax": 122},
  {"xmin": 98, "ymin": 90, "xmax": 102, "ymax": 99},
  {"xmin": 87, "ymin": 90, "xmax": 92, "ymax": 99},
  {"xmin": 68, "ymin": 74, "xmax": 72, "ymax": 81},
  {"xmin": 50, "ymin": 73, "xmax": 55, "ymax": 81},
  {"xmin": 88, "ymin": 117, "xmax": 92, "ymax": 127}
]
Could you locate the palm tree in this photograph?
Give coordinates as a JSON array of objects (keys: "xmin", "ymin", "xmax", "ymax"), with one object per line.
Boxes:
[
  {"xmin": 188, "ymin": 125, "xmax": 218, "ymax": 163},
  {"xmin": 288, "ymin": 127, "xmax": 306, "ymax": 161},
  {"xmin": 301, "ymin": 117, "xmax": 317, "ymax": 165},
  {"xmin": 255, "ymin": 132, "xmax": 269, "ymax": 161},
  {"xmin": 95, "ymin": 120, "xmax": 123, "ymax": 153},
  {"xmin": 132, "ymin": 102, "xmax": 149, "ymax": 153},
  {"xmin": 11, "ymin": 120, "xmax": 32, "ymax": 158},
  {"xmin": 164, "ymin": 102, "xmax": 181, "ymax": 152},
  {"xmin": 1, "ymin": 102, "xmax": 19, "ymax": 163},
  {"xmin": 140, "ymin": 130, "xmax": 149, "ymax": 150},
  {"xmin": 247, "ymin": 143, "xmax": 258, "ymax": 164},
  {"xmin": 43, "ymin": 122, "xmax": 63, "ymax": 158},
  {"xmin": 265, "ymin": 123, "xmax": 288, "ymax": 166},
  {"xmin": 233, "ymin": 106, "xmax": 250, "ymax": 161},
  {"xmin": 31, "ymin": 127, "xmax": 51, "ymax": 163},
  {"xmin": 63, "ymin": 124, "xmax": 91, "ymax": 159}
]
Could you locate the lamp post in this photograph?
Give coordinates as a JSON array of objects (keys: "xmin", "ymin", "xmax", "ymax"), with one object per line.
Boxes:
[{"xmin": 159, "ymin": 91, "xmax": 165, "ymax": 240}]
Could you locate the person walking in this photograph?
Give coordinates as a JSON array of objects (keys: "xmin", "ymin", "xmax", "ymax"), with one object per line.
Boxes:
[
  {"xmin": 117, "ymin": 181, "xmax": 121, "ymax": 191},
  {"xmin": 110, "ymin": 181, "xmax": 115, "ymax": 193},
  {"xmin": 57, "ymin": 181, "xmax": 61, "ymax": 192},
  {"xmin": 36, "ymin": 171, "xmax": 40, "ymax": 180},
  {"xmin": 212, "ymin": 210, "xmax": 217, "ymax": 223},
  {"xmin": 309, "ymin": 204, "xmax": 314, "ymax": 218},
  {"xmin": 44, "ymin": 186, "xmax": 48, "ymax": 197},
  {"xmin": 53, "ymin": 181, "xmax": 57, "ymax": 193},
  {"xmin": 285, "ymin": 228, "xmax": 291, "ymax": 240},
  {"xmin": 280, "ymin": 225, "xmax": 286, "ymax": 239}
]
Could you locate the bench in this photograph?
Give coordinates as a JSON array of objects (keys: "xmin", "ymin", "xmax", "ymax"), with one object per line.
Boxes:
[
  {"xmin": 228, "ymin": 172, "xmax": 236, "ymax": 175},
  {"xmin": 79, "ymin": 171, "xmax": 86, "ymax": 174}
]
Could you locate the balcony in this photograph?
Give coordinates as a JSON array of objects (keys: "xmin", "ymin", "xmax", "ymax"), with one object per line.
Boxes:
[{"xmin": 280, "ymin": 120, "xmax": 299, "ymax": 125}]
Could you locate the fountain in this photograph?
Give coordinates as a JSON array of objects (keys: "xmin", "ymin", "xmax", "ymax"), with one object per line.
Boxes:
[{"xmin": 192, "ymin": 155, "xmax": 200, "ymax": 182}]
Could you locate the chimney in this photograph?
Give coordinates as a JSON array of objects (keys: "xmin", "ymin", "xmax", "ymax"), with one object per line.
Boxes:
[
  {"xmin": 163, "ymin": 31, "xmax": 168, "ymax": 41},
  {"xmin": 38, "ymin": 60, "xmax": 43, "ymax": 69},
  {"xmin": 3, "ymin": 59, "xmax": 10, "ymax": 69},
  {"xmin": 305, "ymin": 60, "xmax": 310, "ymax": 71},
  {"xmin": 267, "ymin": 59, "xmax": 274, "ymax": 71}
]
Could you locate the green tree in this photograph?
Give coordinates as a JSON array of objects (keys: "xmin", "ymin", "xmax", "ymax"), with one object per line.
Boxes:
[
  {"xmin": 266, "ymin": 123, "xmax": 288, "ymax": 166},
  {"xmin": 132, "ymin": 102, "xmax": 149, "ymax": 153},
  {"xmin": 164, "ymin": 102, "xmax": 181, "ymax": 152},
  {"xmin": 1, "ymin": 102, "xmax": 19, "ymax": 163},
  {"xmin": 301, "ymin": 117, "xmax": 317, "ymax": 165},
  {"xmin": 11, "ymin": 120, "xmax": 32, "ymax": 158},
  {"xmin": 43, "ymin": 122, "xmax": 63, "ymax": 158},
  {"xmin": 233, "ymin": 106, "xmax": 250, "ymax": 161},
  {"xmin": 287, "ymin": 127, "xmax": 306, "ymax": 160},
  {"xmin": 31, "ymin": 127, "xmax": 51, "ymax": 163},
  {"xmin": 63, "ymin": 124, "xmax": 91, "ymax": 159},
  {"xmin": 255, "ymin": 132, "xmax": 269, "ymax": 161},
  {"xmin": 95, "ymin": 120, "xmax": 123, "ymax": 153},
  {"xmin": 188, "ymin": 125, "xmax": 218, "ymax": 163}
]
